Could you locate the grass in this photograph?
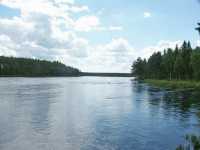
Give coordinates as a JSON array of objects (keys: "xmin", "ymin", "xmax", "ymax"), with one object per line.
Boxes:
[
  {"xmin": 144, "ymin": 79, "xmax": 200, "ymax": 90},
  {"xmin": 176, "ymin": 134, "xmax": 200, "ymax": 150}
]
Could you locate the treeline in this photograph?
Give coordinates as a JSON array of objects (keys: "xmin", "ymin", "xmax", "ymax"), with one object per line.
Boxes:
[
  {"xmin": 81, "ymin": 72, "xmax": 132, "ymax": 77},
  {"xmin": 131, "ymin": 41, "xmax": 200, "ymax": 80},
  {"xmin": 0, "ymin": 56, "xmax": 80, "ymax": 76}
]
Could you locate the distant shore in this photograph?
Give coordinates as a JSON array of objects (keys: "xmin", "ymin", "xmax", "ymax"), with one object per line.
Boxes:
[
  {"xmin": 0, "ymin": 75, "xmax": 81, "ymax": 77},
  {"xmin": 0, "ymin": 73, "xmax": 132, "ymax": 78},
  {"xmin": 80, "ymin": 72, "xmax": 132, "ymax": 77},
  {"xmin": 144, "ymin": 79, "xmax": 200, "ymax": 90}
]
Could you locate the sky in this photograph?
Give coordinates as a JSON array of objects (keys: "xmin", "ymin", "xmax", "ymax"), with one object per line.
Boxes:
[{"xmin": 0, "ymin": 0, "xmax": 200, "ymax": 73}]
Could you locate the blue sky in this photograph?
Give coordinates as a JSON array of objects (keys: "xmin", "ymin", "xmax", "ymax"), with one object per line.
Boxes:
[
  {"xmin": 0, "ymin": 0, "xmax": 200, "ymax": 72},
  {"xmin": 76, "ymin": 0, "xmax": 200, "ymax": 48},
  {"xmin": 0, "ymin": 5, "xmax": 20, "ymax": 18}
]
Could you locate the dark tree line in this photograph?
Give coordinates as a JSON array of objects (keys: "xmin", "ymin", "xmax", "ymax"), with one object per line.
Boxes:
[
  {"xmin": 0, "ymin": 56, "xmax": 80, "ymax": 76},
  {"xmin": 131, "ymin": 41, "xmax": 200, "ymax": 80}
]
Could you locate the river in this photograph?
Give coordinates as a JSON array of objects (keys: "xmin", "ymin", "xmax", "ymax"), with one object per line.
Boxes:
[{"xmin": 0, "ymin": 77, "xmax": 200, "ymax": 150}]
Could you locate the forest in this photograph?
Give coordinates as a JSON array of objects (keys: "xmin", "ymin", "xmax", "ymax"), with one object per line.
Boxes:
[
  {"xmin": 131, "ymin": 41, "xmax": 200, "ymax": 80},
  {"xmin": 132, "ymin": 23, "xmax": 200, "ymax": 82},
  {"xmin": 0, "ymin": 56, "xmax": 80, "ymax": 77}
]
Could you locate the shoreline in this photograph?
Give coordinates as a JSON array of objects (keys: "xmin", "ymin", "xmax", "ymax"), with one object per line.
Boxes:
[
  {"xmin": 0, "ymin": 73, "xmax": 132, "ymax": 78},
  {"xmin": 144, "ymin": 79, "xmax": 200, "ymax": 90},
  {"xmin": 0, "ymin": 75, "xmax": 131, "ymax": 78}
]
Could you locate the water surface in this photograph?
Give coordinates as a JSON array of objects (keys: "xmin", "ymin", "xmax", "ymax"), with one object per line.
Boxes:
[{"xmin": 0, "ymin": 77, "xmax": 200, "ymax": 150}]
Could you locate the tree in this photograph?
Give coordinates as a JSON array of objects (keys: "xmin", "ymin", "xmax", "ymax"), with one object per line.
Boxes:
[
  {"xmin": 180, "ymin": 41, "xmax": 193, "ymax": 79},
  {"xmin": 131, "ymin": 57, "xmax": 146, "ymax": 79},
  {"xmin": 196, "ymin": 23, "xmax": 200, "ymax": 35},
  {"xmin": 146, "ymin": 52, "xmax": 162, "ymax": 79},
  {"xmin": 162, "ymin": 48, "xmax": 176, "ymax": 80},
  {"xmin": 131, "ymin": 41, "xmax": 199, "ymax": 81},
  {"xmin": 191, "ymin": 47, "xmax": 200, "ymax": 80},
  {"xmin": 0, "ymin": 56, "xmax": 80, "ymax": 76},
  {"xmin": 174, "ymin": 54, "xmax": 184, "ymax": 80}
]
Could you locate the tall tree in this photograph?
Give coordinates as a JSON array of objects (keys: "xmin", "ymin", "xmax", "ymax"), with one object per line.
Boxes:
[
  {"xmin": 180, "ymin": 41, "xmax": 193, "ymax": 79},
  {"xmin": 162, "ymin": 48, "xmax": 176, "ymax": 80},
  {"xmin": 131, "ymin": 41, "xmax": 199, "ymax": 81},
  {"xmin": 174, "ymin": 53, "xmax": 184, "ymax": 80},
  {"xmin": 196, "ymin": 23, "xmax": 200, "ymax": 35},
  {"xmin": 191, "ymin": 47, "xmax": 200, "ymax": 80},
  {"xmin": 131, "ymin": 57, "xmax": 146, "ymax": 79},
  {"xmin": 147, "ymin": 52, "xmax": 162, "ymax": 79}
]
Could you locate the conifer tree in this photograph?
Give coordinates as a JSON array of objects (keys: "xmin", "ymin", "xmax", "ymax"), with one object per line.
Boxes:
[
  {"xmin": 196, "ymin": 23, "xmax": 200, "ymax": 35},
  {"xmin": 131, "ymin": 41, "xmax": 200, "ymax": 81}
]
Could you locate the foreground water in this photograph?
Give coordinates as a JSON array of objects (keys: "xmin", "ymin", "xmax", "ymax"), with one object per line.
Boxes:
[{"xmin": 0, "ymin": 77, "xmax": 200, "ymax": 150}]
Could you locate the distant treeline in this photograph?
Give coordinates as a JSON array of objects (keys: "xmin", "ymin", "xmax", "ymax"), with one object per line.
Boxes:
[
  {"xmin": 131, "ymin": 41, "xmax": 200, "ymax": 80},
  {"xmin": 81, "ymin": 72, "xmax": 132, "ymax": 77},
  {"xmin": 0, "ymin": 56, "xmax": 80, "ymax": 77}
]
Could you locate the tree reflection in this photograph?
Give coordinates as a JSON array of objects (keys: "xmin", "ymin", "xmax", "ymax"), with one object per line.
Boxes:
[{"xmin": 132, "ymin": 81, "xmax": 200, "ymax": 121}]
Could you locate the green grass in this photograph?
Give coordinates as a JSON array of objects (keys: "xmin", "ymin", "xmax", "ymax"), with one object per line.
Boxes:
[
  {"xmin": 176, "ymin": 134, "xmax": 200, "ymax": 150},
  {"xmin": 144, "ymin": 79, "xmax": 200, "ymax": 90}
]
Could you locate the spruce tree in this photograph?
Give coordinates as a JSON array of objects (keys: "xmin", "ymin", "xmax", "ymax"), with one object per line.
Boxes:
[{"xmin": 196, "ymin": 23, "xmax": 200, "ymax": 35}]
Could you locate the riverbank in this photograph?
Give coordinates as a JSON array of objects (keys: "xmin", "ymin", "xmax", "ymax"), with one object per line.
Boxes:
[{"xmin": 144, "ymin": 79, "xmax": 200, "ymax": 90}]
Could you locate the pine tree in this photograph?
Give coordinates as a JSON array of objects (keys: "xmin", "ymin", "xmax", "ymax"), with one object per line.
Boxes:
[
  {"xmin": 191, "ymin": 47, "xmax": 200, "ymax": 80},
  {"xmin": 162, "ymin": 48, "xmax": 176, "ymax": 80},
  {"xmin": 180, "ymin": 41, "xmax": 192, "ymax": 79},
  {"xmin": 196, "ymin": 23, "xmax": 200, "ymax": 35},
  {"xmin": 131, "ymin": 41, "xmax": 199, "ymax": 81},
  {"xmin": 131, "ymin": 57, "xmax": 146, "ymax": 79},
  {"xmin": 147, "ymin": 52, "xmax": 162, "ymax": 79}
]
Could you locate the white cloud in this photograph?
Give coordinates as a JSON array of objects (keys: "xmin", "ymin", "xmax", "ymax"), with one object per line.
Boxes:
[
  {"xmin": 0, "ymin": 0, "xmax": 191, "ymax": 73},
  {"xmin": 0, "ymin": 0, "xmax": 92, "ymax": 66},
  {"xmin": 74, "ymin": 16, "xmax": 123, "ymax": 32},
  {"xmin": 0, "ymin": 0, "xmax": 129, "ymax": 72},
  {"xmin": 143, "ymin": 12, "xmax": 152, "ymax": 18},
  {"xmin": 80, "ymin": 38, "xmax": 136, "ymax": 72},
  {"xmin": 1, "ymin": 0, "xmax": 88, "ymax": 16},
  {"xmin": 74, "ymin": 15, "xmax": 100, "ymax": 32},
  {"xmin": 197, "ymin": 40, "xmax": 200, "ymax": 47},
  {"xmin": 86, "ymin": 39, "xmax": 184, "ymax": 72},
  {"xmin": 138, "ymin": 40, "xmax": 182, "ymax": 59},
  {"xmin": 0, "ymin": 35, "xmax": 17, "ymax": 56},
  {"xmin": 69, "ymin": 5, "xmax": 89, "ymax": 13},
  {"xmin": 0, "ymin": 12, "xmax": 89, "ymax": 61},
  {"xmin": 109, "ymin": 26, "xmax": 123, "ymax": 31},
  {"xmin": 1, "ymin": 0, "xmax": 122, "ymax": 33}
]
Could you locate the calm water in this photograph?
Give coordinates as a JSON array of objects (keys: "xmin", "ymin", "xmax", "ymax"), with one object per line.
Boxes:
[{"xmin": 0, "ymin": 77, "xmax": 200, "ymax": 150}]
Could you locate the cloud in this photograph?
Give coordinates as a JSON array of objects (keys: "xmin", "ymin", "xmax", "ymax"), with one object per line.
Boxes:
[
  {"xmin": 109, "ymin": 26, "xmax": 123, "ymax": 31},
  {"xmin": 1, "ymin": 0, "xmax": 89, "ymax": 15},
  {"xmin": 0, "ymin": 0, "xmax": 127, "ymax": 72},
  {"xmin": 74, "ymin": 16, "xmax": 123, "ymax": 32},
  {"xmin": 0, "ymin": 0, "xmax": 192, "ymax": 73},
  {"xmin": 74, "ymin": 15, "xmax": 100, "ymax": 32},
  {"xmin": 0, "ymin": 11, "xmax": 89, "ymax": 60},
  {"xmin": 138, "ymin": 40, "xmax": 183, "ymax": 59},
  {"xmin": 80, "ymin": 38, "xmax": 136, "ymax": 72},
  {"xmin": 1, "ymin": 0, "xmax": 122, "ymax": 34},
  {"xmin": 0, "ymin": 35, "xmax": 17, "ymax": 56},
  {"xmin": 143, "ymin": 12, "xmax": 152, "ymax": 18},
  {"xmin": 197, "ymin": 40, "xmax": 200, "ymax": 47},
  {"xmin": 90, "ymin": 40, "xmax": 183, "ymax": 72},
  {"xmin": 69, "ymin": 5, "xmax": 89, "ymax": 13},
  {"xmin": 0, "ymin": 0, "xmax": 93, "ymax": 63}
]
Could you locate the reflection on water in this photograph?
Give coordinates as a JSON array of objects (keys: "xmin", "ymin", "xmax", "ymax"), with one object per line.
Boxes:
[{"xmin": 0, "ymin": 77, "xmax": 200, "ymax": 150}]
